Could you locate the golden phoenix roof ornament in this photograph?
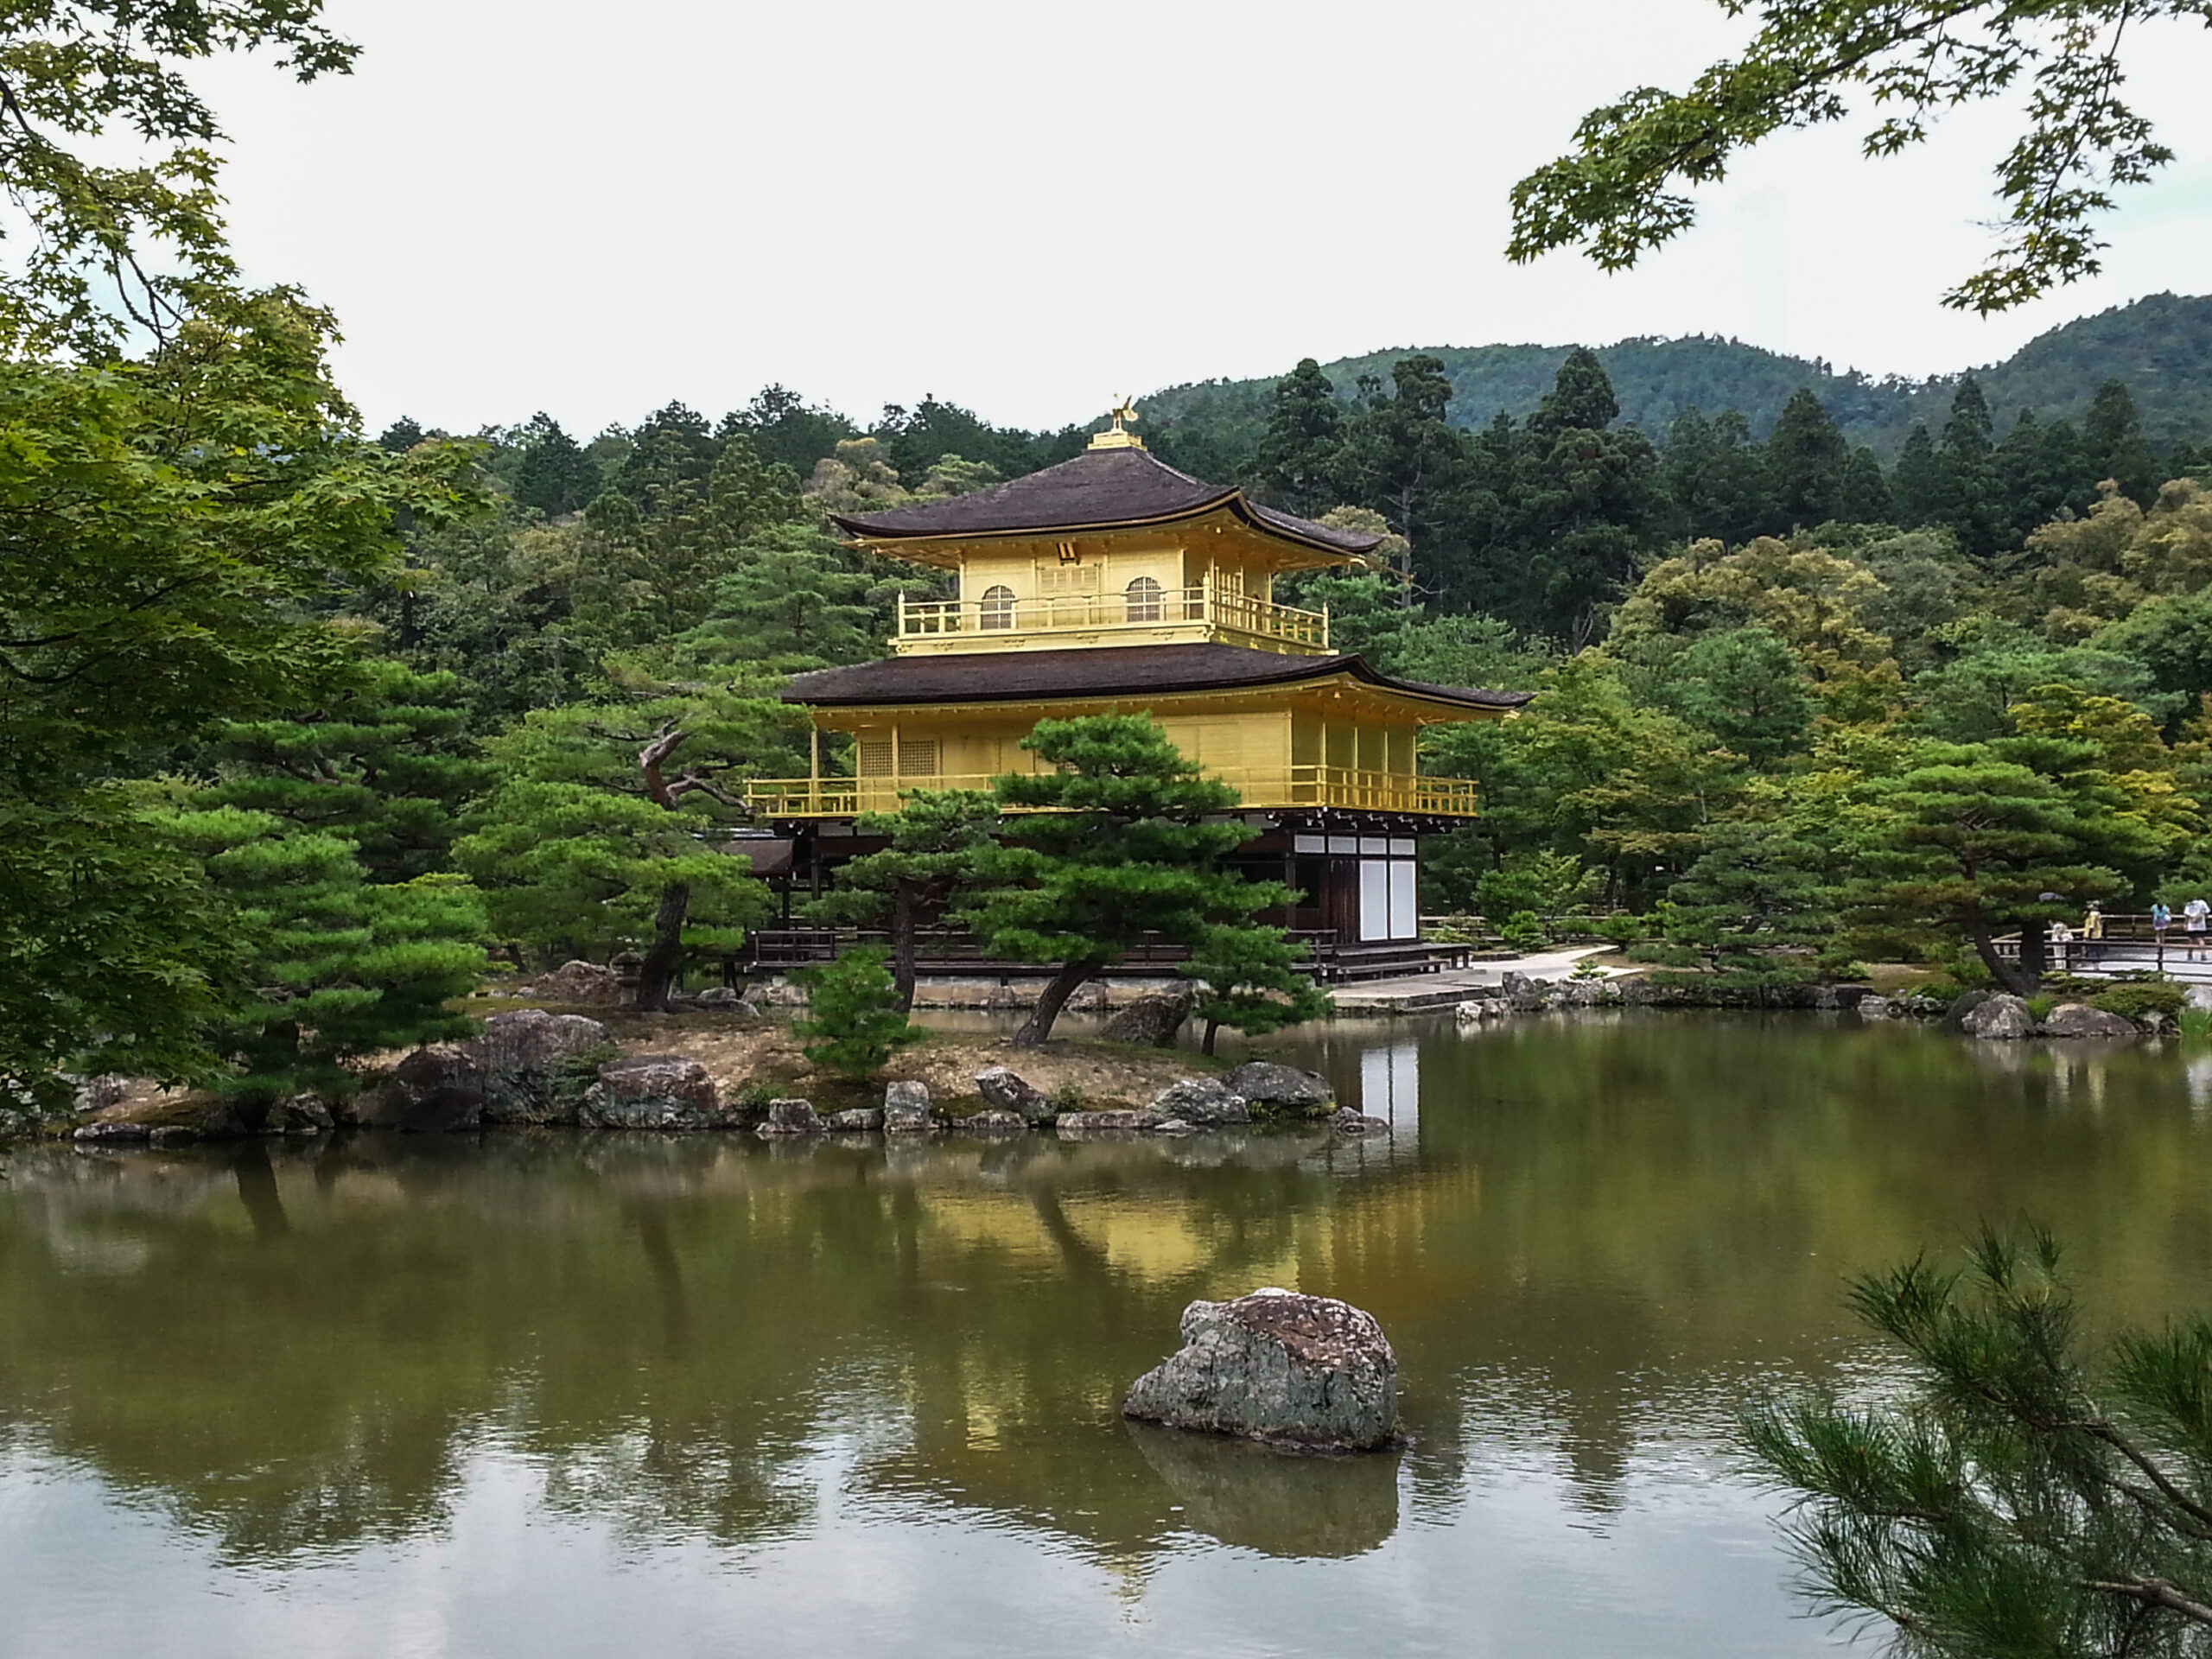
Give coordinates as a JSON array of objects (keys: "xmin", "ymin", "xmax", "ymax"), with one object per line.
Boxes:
[{"xmin": 1088, "ymin": 393, "xmax": 1146, "ymax": 450}]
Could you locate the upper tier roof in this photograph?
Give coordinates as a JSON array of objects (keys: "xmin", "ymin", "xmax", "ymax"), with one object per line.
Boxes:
[
  {"xmin": 782, "ymin": 642, "xmax": 1533, "ymax": 715},
  {"xmin": 829, "ymin": 446, "xmax": 1382, "ymax": 557}
]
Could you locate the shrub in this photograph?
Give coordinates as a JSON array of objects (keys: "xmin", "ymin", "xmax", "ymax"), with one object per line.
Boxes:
[
  {"xmin": 2026, "ymin": 995, "xmax": 2057, "ymax": 1022},
  {"xmin": 1497, "ymin": 911, "xmax": 1548, "ymax": 952},
  {"xmin": 2178, "ymin": 1006, "xmax": 2212, "ymax": 1041},
  {"xmin": 2088, "ymin": 981, "xmax": 2188, "ymax": 1024},
  {"xmin": 792, "ymin": 947, "xmax": 925, "ymax": 1081}
]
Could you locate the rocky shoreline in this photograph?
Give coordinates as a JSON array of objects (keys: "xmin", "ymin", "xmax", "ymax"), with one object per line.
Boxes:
[
  {"xmin": 1456, "ymin": 973, "xmax": 2157, "ymax": 1038},
  {"xmin": 46, "ymin": 1007, "xmax": 1370, "ymax": 1149}
]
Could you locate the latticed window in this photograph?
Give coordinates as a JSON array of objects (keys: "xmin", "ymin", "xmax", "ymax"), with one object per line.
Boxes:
[
  {"xmin": 979, "ymin": 584, "xmax": 1015, "ymax": 629},
  {"xmin": 857, "ymin": 738, "xmax": 895, "ymax": 776},
  {"xmin": 896, "ymin": 739, "xmax": 939, "ymax": 777},
  {"xmin": 1125, "ymin": 575, "xmax": 1164, "ymax": 622}
]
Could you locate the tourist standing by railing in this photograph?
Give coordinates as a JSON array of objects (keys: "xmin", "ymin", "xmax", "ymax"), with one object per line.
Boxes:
[{"xmin": 2188, "ymin": 896, "xmax": 2212, "ymax": 958}]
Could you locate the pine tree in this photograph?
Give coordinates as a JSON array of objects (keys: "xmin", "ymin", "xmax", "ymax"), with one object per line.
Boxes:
[
  {"xmin": 792, "ymin": 947, "xmax": 924, "ymax": 1081},
  {"xmin": 1748, "ymin": 1226, "xmax": 2212, "ymax": 1659},
  {"xmin": 1767, "ymin": 388, "xmax": 1849, "ymax": 528},
  {"xmin": 1334, "ymin": 353, "xmax": 1471, "ymax": 574},
  {"xmin": 454, "ymin": 694, "xmax": 792, "ymax": 1010},
  {"xmin": 809, "ymin": 790, "xmax": 997, "ymax": 1011},
  {"xmin": 1637, "ymin": 819, "xmax": 1837, "ymax": 993},
  {"xmin": 2085, "ymin": 377, "xmax": 2160, "ymax": 505},
  {"xmin": 1253, "ymin": 358, "xmax": 1344, "ymax": 517},
  {"xmin": 962, "ymin": 715, "xmax": 1296, "ymax": 1047},
  {"xmin": 1842, "ymin": 737, "xmax": 2164, "ymax": 993},
  {"xmin": 1662, "ymin": 627, "xmax": 1815, "ymax": 762},
  {"xmin": 194, "ymin": 657, "xmax": 491, "ymax": 882},
  {"xmin": 1181, "ymin": 925, "xmax": 1331, "ymax": 1056},
  {"xmin": 671, "ymin": 524, "xmax": 877, "ymax": 673},
  {"xmin": 149, "ymin": 798, "xmax": 486, "ymax": 1122}
]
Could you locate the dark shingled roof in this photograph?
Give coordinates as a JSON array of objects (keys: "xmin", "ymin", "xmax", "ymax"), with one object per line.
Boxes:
[
  {"xmin": 782, "ymin": 643, "xmax": 1534, "ymax": 713},
  {"xmin": 829, "ymin": 446, "xmax": 1382, "ymax": 556}
]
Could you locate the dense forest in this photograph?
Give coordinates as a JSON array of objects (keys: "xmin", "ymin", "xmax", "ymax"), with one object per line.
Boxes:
[{"xmin": 15, "ymin": 288, "xmax": 2212, "ymax": 1113}]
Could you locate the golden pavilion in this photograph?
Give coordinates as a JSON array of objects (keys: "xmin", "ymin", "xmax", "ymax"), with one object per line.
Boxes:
[{"xmin": 742, "ymin": 407, "xmax": 1531, "ymax": 971}]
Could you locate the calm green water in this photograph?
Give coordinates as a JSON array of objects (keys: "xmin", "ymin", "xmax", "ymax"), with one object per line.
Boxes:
[{"xmin": 3, "ymin": 1012, "xmax": 2209, "ymax": 1659}]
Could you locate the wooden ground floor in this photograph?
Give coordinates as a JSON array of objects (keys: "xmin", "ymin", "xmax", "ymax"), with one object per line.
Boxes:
[{"xmin": 725, "ymin": 811, "xmax": 1469, "ymax": 983}]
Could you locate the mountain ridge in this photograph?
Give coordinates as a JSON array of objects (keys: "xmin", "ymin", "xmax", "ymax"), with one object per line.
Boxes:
[{"xmin": 1137, "ymin": 292, "xmax": 2212, "ymax": 474}]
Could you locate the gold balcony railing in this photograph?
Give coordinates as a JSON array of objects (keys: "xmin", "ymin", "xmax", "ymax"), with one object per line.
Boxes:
[
  {"xmin": 896, "ymin": 586, "xmax": 1330, "ymax": 650},
  {"xmin": 743, "ymin": 766, "xmax": 1478, "ymax": 819}
]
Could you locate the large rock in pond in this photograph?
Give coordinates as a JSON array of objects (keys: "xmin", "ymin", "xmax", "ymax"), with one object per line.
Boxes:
[
  {"xmin": 882, "ymin": 1079, "xmax": 933, "ymax": 1134},
  {"xmin": 2042, "ymin": 1002, "xmax": 2139, "ymax": 1039},
  {"xmin": 1944, "ymin": 989, "xmax": 1996, "ymax": 1029},
  {"xmin": 1099, "ymin": 991, "xmax": 1192, "ymax": 1047},
  {"xmin": 755, "ymin": 1097, "xmax": 824, "ymax": 1136},
  {"xmin": 1122, "ymin": 1288, "xmax": 1398, "ymax": 1451},
  {"xmin": 1329, "ymin": 1108, "xmax": 1392, "ymax": 1136},
  {"xmin": 976, "ymin": 1066, "xmax": 1052, "ymax": 1122},
  {"xmin": 1221, "ymin": 1062, "xmax": 1333, "ymax": 1119},
  {"xmin": 1147, "ymin": 1077, "xmax": 1249, "ymax": 1127},
  {"xmin": 579, "ymin": 1055, "xmax": 725, "ymax": 1129},
  {"xmin": 475, "ymin": 1009, "xmax": 611, "ymax": 1124},
  {"xmin": 373, "ymin": 1043, "xmax": 486, "ymax": 1132},
  {"xmin": 1961, "ymin": 994, "xmax": 2037, "ymax": 1039}
]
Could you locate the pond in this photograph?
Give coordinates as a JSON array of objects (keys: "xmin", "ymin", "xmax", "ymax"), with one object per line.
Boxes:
[{"xmin": 3, "ymin": 1011, "xmax": 2208, "ymax": 1659}]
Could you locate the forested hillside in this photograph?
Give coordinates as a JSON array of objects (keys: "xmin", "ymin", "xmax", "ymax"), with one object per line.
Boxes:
[{"xmin": 1141, "ymin": 291, "xmax": 2212, "ymax": 473}]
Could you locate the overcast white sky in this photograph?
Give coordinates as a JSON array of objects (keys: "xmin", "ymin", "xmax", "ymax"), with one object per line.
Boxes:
[{"xmin": 192, "ymin": 0, "xmax": 2211, "ymax": 437}]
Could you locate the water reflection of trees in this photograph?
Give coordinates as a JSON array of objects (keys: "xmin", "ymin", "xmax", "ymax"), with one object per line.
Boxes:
[{"xmin": 0, "ymin": 1018, "xmax": 2207, "ymax": 1565}]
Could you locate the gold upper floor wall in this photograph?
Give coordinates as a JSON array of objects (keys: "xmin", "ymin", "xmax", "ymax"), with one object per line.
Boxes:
[{"xmin": 882, "ymin": 510, "xmax": 1344, "ymax": 658}]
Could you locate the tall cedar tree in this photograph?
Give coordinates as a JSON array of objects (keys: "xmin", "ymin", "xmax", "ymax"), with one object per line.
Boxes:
[
  {"xmin": 511, "ymin": 414, "xmax": 601, "ymax": 518},
  {"xmin": 2085, "ymin": 377, "xmax": 2161, "ymax": 506},
  {"xmin": 1334, "ymin": 354, "xmax": 1468, "ymax": 594},
  {"xmin": 1747, "ymin": 1227, "xmax": 2212, "ymax": 1659},
  {"xmin": 963, "ymin": 715, "xmax": 1298, "ymax": 1047},
  {"xmin": 1767, "ymin": 388, "xmax": 1848, "ymax": 528},
  {"xmin": 1253, "ymin": 358, "xmax": 1344, "ymax": 518},
  {"xmin": 808, "ymin": 791, "xmax": 997, "ymax": 1012}
]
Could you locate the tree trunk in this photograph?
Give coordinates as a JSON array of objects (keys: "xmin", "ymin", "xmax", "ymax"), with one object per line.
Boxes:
[
  {"xmin": 1203, "ymin": 1017, "xmax": 1220, "ymax": 1057},
  {"xmin": 1013, "ymin": 959, "xmax": 1096, "ymax": 1048},
  {"xmin": 2017, "ymin": 915, "xmax": 2048, "ymax": 988},
  {"xmin": 891, "ymin": 885, "xmax": 918, "ymax": 1014},
  {"xmin": 634, "ymin": 881, "xmax": 691, "ymax": 1012},
  {"xmin": 1969, "ymin": 919, "xmax": 2037, "ymax": 997}
]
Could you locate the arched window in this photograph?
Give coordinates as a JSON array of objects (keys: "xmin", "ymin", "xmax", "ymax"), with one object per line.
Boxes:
[
  {"xmin": 1124, "ymin": 575, "xmax": 1164, "ymax": 623},
  {"xmin": 979, "ymin": 584, "xmax": 1015, "ymax": 629}
]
